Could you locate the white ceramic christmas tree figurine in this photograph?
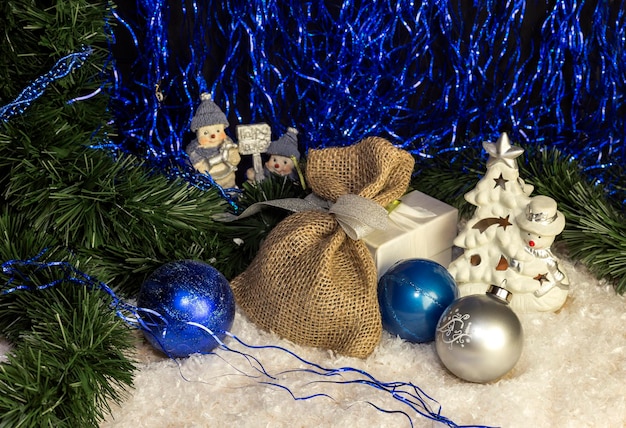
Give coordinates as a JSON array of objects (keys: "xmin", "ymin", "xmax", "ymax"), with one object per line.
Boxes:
[
  {"xmin": 186, "ymin": 92, "xmax": 241, "ymax": 188},
  {"xmin": 447, "ymin": 132, "xmax": 570, "ymax": 313}
]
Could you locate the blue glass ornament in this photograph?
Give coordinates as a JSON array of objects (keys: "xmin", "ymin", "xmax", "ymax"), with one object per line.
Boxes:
[
  {"xmin": 378, "ymin": 259, "xmax": 458, "ymax": 343},
  {"xmin": 137, "ymin": 260, "xmax": 235, "ymax": 358}
]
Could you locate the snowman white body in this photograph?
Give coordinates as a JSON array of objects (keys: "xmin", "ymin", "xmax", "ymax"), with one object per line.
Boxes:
[{"xmin": 506, "ymin": 229, "xmax": 570, "ymax": 313}]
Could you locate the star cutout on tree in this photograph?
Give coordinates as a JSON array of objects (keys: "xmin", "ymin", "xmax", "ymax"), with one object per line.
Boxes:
[
  {"xmin": 493, "ymin": 173, "xmax": 509, "ymax": 189},
  {"xmin": 482, "ymin": 132, "xmax": 525, "ymax": 169},
  {"xmin": 533, "ymin": 272, "xmax": 549, "ymax": 286}
]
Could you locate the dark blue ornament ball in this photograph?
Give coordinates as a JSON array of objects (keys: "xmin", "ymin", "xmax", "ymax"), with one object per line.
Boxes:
[
  {"xmin": 137, "ymin": 260, "xmax": 236, "ymax": 358},
  {"xmin": 378, "ymin": 258, "xmax": 458, "ymax": 343}
]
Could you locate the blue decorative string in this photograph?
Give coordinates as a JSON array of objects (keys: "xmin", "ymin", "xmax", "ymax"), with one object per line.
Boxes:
[
  {"xmin": 1, "ymin": 254, "xmax": 490, "ymax": 427},
  {"xmin": 1, "ymin": 250, "xmax": 138, "ymax": 325},
  {"xmin": 0, "ymin": 47, "xmax": 92, "ymax": 122},
  {"xmin": 222, "ymin": 330, "xmax": 484, "ymax": 428}
]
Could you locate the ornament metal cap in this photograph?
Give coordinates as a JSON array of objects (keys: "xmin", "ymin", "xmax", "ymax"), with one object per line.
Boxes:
[{"xmin": 487, "ymin": 283, "xmax": 513, "ymax": 304}]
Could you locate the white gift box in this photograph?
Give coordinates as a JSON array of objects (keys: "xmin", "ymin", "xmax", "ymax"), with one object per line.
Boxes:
[{"xmin": 364, "ymin": 190, "xmax": 459, "ymax": 278}]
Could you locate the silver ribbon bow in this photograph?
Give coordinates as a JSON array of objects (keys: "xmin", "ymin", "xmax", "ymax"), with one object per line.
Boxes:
[{"xmin": 215, "ymin": 193, "xmax": 389, "ymax": 240}]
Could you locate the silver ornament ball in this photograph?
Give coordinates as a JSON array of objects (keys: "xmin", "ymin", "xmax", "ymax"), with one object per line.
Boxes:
[{"xmin": 435, "ymin": 285, "xmax": 524, "ymax": 383}]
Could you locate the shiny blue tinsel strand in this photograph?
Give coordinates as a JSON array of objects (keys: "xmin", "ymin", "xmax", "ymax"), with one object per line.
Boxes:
[{"xmin": 109, "ymin": 1, "xmax": 624, "ymax": 197}]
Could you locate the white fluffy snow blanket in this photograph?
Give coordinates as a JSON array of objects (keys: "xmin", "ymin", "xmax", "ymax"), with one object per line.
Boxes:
[{"xmin": 97, "ymin": 254, "xmax": 626, "ymax": 428}]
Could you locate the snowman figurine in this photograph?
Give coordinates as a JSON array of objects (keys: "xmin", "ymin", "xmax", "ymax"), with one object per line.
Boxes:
[
  {"xmin": 508, "ymin": 195, "xmax": 570, "ymax": 312},
  {"xmin": 247, "ymin": 127, "xmax": 300, "ymax": 182},
  {"xmin": 186, "ymin": 93, "xmax": 241, "ymax": 188}
]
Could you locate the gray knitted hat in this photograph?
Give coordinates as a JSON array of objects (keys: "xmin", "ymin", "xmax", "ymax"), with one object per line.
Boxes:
[
  {"xmin": 267, "ymin": 127, "xmax": 300, "ymax": 160},
  {"xmin": 190, "ymin": 93, "xmax": 229, "ymax": 132}
]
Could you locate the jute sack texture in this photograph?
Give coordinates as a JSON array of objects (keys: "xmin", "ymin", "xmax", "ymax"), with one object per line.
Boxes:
[{"xmin": 230, "ymin": 137, "xmax": 414, "ymax": 357}]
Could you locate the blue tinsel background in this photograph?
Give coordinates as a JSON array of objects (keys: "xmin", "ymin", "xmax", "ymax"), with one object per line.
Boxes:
[{"xmin": 110, "ymin": 0, "xmax": 624, "ymax": 197}]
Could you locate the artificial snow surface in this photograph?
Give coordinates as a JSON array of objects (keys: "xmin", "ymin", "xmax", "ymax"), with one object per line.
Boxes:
[{"xmin": 3, "ymin": 254, "xmax": 624, "ymax": 427}]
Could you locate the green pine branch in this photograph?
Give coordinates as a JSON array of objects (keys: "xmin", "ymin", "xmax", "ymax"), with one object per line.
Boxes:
[
  {"xmin": 0, "ymin": 3, "xmax": 137, "ymax": 426},
  {"xmin": 0, "ymin": 1, "xmax": 114, "ymax": 99},
  {"xmin": 0, "ymin": 284, "xmax": 135, "ymax": 428}
]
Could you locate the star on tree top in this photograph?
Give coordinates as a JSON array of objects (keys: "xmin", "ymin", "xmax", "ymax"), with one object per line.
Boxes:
[{"xmin": 482, "ymin": 132, "xmax": 524, "ymax": 169}]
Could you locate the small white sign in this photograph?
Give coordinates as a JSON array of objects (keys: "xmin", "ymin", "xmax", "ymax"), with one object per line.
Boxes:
[{"xmin": 236, "ymin": 123, "xmax": 272, "ymax": 155}]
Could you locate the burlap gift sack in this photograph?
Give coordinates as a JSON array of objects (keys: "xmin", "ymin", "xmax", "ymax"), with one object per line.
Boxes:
[{"xmin": 230, "ymin": 137, "xmax": 414, "ymax": 357}]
